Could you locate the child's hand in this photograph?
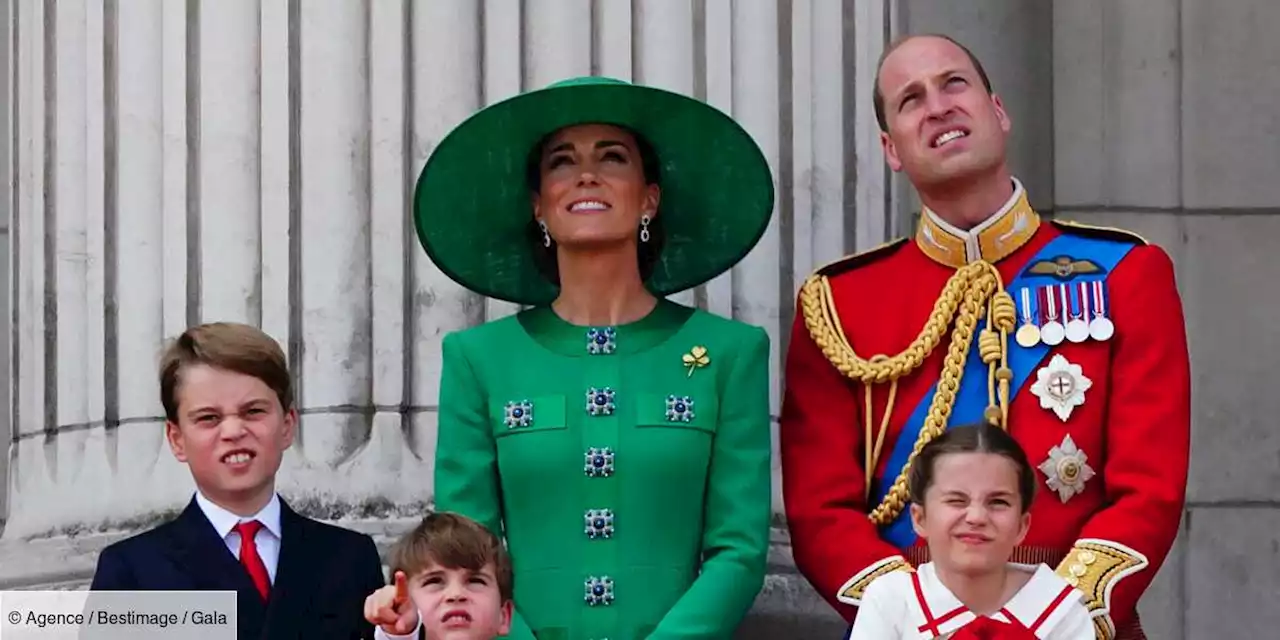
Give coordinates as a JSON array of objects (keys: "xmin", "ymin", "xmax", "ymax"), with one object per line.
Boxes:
[{"xmin": 364, "ymin": 570, "xmax": 419, "ymax": 635}]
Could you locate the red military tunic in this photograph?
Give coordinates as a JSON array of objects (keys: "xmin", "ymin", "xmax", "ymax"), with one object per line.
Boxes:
[{"xmin": 779, "ymin": 181, "xmax": 1189, "ymax": 640}]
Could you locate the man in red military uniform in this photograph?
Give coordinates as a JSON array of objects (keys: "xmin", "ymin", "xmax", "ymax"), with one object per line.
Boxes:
[{"xmin": 779, "ymin": 34, "xmax": 1189, "ymax": 640}]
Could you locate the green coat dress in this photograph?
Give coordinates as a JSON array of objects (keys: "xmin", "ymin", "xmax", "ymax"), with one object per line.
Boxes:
[{"xmin": 434, "ymin": 299, "xmax": 773, "ymax": 640}]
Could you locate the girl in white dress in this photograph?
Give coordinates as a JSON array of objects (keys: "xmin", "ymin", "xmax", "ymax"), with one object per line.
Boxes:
[{"xmin": 847, "ymin": 422, "xmax": 1094, "ymax": 639}]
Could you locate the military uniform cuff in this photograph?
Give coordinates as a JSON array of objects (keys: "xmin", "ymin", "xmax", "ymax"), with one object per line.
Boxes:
[{"xmin": 1054, "ymin": 538, "xmax": 1149, "ymax": 640}]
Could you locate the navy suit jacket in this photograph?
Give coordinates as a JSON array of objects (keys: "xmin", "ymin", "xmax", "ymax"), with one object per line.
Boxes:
[{"xmin": 89, "ymin": 496, "xmax": 387, "ymax": 639}]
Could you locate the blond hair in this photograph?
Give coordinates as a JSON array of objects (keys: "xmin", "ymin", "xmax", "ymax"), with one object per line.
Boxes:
[{"xmin": 159, "ymin": 322, "xmax": 293, "ymax": 422}]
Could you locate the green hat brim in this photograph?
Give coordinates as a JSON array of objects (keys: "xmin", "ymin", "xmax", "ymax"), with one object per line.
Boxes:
[{"xmin": 413, "ymin": 77, "xmax": 775, "ymax": 306}]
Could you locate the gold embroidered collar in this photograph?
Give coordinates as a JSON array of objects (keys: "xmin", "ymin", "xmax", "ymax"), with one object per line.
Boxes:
[{"xmin": 914, "ymin": 179, "xmax": 1040, "ymax": 268}]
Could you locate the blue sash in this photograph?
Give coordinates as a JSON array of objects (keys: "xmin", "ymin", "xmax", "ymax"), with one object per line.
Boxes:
[{"xmin": 870, "ymin": 233, "xmax": 1136, "ymax": 547}]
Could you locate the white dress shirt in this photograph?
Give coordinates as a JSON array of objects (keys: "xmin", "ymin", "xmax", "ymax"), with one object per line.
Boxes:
[
  {"xmin": 197, "ymin": 491, "xmax": 417, "ymax": 638},
  {"xmin": 194, "ymin": 491, "xmax": 283, "ymax": 584}
]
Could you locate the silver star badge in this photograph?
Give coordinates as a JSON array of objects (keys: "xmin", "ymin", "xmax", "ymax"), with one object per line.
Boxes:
[
  {"xmin": 1030, "ymin": 354, "xmax": 1092, "ymax": 422},
  {"xmin": 1039, "ymin": 434, "xmax": 1095, "ymax": 503}
]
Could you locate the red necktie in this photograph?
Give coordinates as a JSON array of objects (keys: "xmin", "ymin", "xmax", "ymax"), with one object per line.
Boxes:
[{"xmin": 234, "ymin": 520, "xmax": 271, "ymax": 600}]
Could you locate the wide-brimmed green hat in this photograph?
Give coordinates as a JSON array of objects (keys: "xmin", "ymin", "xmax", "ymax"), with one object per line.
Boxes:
[{"xmin": 413, "ymin": 76, "xmax": 775, "ymax": 306}]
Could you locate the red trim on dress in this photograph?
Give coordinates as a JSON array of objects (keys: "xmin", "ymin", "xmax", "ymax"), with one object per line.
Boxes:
[
  {"xmin": 1029, "ymin": 584, "xmax": 1077, "ymax": 633},
  {"xmin": 912, "ymin": 573, "xmax": 970, "ymax": 637}
]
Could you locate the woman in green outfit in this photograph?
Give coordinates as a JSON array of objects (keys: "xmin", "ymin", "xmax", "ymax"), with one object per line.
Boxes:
[{"xmin": 393, "ymin": 77, "xmax": 774, "ymax": 640}]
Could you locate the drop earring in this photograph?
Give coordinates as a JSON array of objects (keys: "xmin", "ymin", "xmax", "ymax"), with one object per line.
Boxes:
[
  {"xmin": 640, "ymin": 214, "xmax": 651, "ymax": 243},
  {"xmin": 539, "ymin": 219, "xmax": 550, "ymax": 247}
]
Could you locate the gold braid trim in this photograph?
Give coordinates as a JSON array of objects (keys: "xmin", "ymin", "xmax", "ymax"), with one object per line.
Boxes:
[
  {"xmin": 1055, "ymin": 540, "xmax": 1150, "ymax": 640},
  {"xmin": 1092, "ymin": 617, "xmax": 1113, "ymax": 640},
  {"xmin": 836, "ymin": 556, "xmax": 914, "ymax": 605},
  {"xmin": 798, "ymin": 261, "xmax": 1016, "ymax": 526}
]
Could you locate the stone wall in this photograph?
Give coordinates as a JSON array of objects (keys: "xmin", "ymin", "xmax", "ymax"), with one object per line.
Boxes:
[
  {"xmin": 0, "ymin": 4, "xmax": 873, "ymax": 637},
  {"xmin": 0, "ymin": 0, "xmax": 898, "ymax": 535},
  {"xmin": 4, "ymin": 0, "xmax": 1279, "ymax": 637}
]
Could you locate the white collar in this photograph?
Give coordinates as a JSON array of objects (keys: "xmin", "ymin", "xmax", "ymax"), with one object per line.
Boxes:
[
  {"xmin": 911, "ymin": 563, "xmax": 977, "ymax": 637},
  {"xmin": 997, "ymin": 563, "xmax": 1084, "ymax": 634},
  {"xmin": 195, "ymin": 490, "xmax": 283, "ymax": 540},
  {"xmin": 910, "ymin": 562, "xmax": 1083, "ymax": 638}
]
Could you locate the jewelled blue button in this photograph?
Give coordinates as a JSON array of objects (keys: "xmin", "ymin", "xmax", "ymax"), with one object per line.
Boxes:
[
  {"xmin": 585, "ymin": 387, "xmax": 616, "ymax": 416},
  {"xmin": 665, "ymin": 395, "xmax": 696, "ymax": 422},
  {"xmin": 584, "ymin": 447, "xmax": 615, "ymax": 477},
  {"xmin": 586, "ymin": 327, "xmax": 617, "ymax": 355},
  {"xmin": 584, "ymin": 576, "xmax": 615, "ymax": 606},
  {"xmin": 503, "ymin": 400, "xmax": 533, "ymax": 428},
  {"xmin": 584, "ymin": 509, "xmax": 615, "ymax": 539}
]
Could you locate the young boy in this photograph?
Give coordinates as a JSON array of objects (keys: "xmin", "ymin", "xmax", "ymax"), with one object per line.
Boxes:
[
  {"xmin": 366, "ymin": 512, "xmax": 514, "ymax": 640},
  {"xmin": 90, "ymin": 322, "xmax": 389, "ymax": 639}
]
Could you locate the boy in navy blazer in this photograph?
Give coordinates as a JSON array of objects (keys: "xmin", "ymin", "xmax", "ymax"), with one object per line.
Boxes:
[{"xmin": 90, "ymin": 322, "xmax": 391, "ymax": 639}]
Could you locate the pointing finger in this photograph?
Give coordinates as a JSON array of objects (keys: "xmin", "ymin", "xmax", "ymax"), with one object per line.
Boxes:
[{"xmin": 393, "ymin": 570, "xmax": 408, "ymax": 605}]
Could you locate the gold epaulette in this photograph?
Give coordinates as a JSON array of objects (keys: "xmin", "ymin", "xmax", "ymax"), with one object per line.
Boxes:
[
  {"xmin": 1051, "ymin": 219, "xmax": 1150, "ymax": 246},
  {"xmin": 1054, "ymin": 539, "xmax": 1150, "ymax": 640},
  {"xmin": 811, "ymin": 237, "xmax": 909, "ymax": 279},
  {"xmin": 836, "ymin": 555, "xmax": 914, "ymax": 606}
]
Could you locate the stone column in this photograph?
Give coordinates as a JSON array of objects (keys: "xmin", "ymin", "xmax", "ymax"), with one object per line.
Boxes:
[
  {"xmin": 2, "ymin": 4, "xmax": 895, "ymax": 635},
  {"xmin": 1, "ymin": 0, "xmax": 449, "ymax": 581},
  {"xmin": 0, "ymin": 0, "xmax": 14, "ymax": 524}
]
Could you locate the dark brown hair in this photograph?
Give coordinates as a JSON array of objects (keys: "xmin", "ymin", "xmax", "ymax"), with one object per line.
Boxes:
[
  {"xmin": 388, "ymin": 512, "xmax": 514, "ymax": 602},
  {"xmin": 159, "ymin": 322, "xmax": 293, "ymax": 423},
  {"xmin": 908, "ymin": 422, "xmax": 1036, "ymax": 513},
  {"xmin": 873, "ymin": 33, "xmax": 994, "ymax": 132},
  {"xmin": 524, "ymin": 125, "xmax": 666, "ymax": 287}
]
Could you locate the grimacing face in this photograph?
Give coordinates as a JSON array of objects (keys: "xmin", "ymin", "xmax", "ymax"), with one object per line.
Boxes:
[
  {"xmin": 532, "ymin": 123, "xmax": 660, "ymax": 250},
  {"xmin": 910, "ymin": 452, "xmax": 1031, "ymax": 578},
  {"xmin": 877, "ymin": 36, "xmax": 1011, "ymax": 190},
  {"xmin": 165, "ymin": 364, "xmax": 296, "ymax": 512}
]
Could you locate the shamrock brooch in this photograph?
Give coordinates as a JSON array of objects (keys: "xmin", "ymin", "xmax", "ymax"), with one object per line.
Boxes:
[{"xmin": 682, "ymin": 346, "xmax": 710, "ymax": 378}]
